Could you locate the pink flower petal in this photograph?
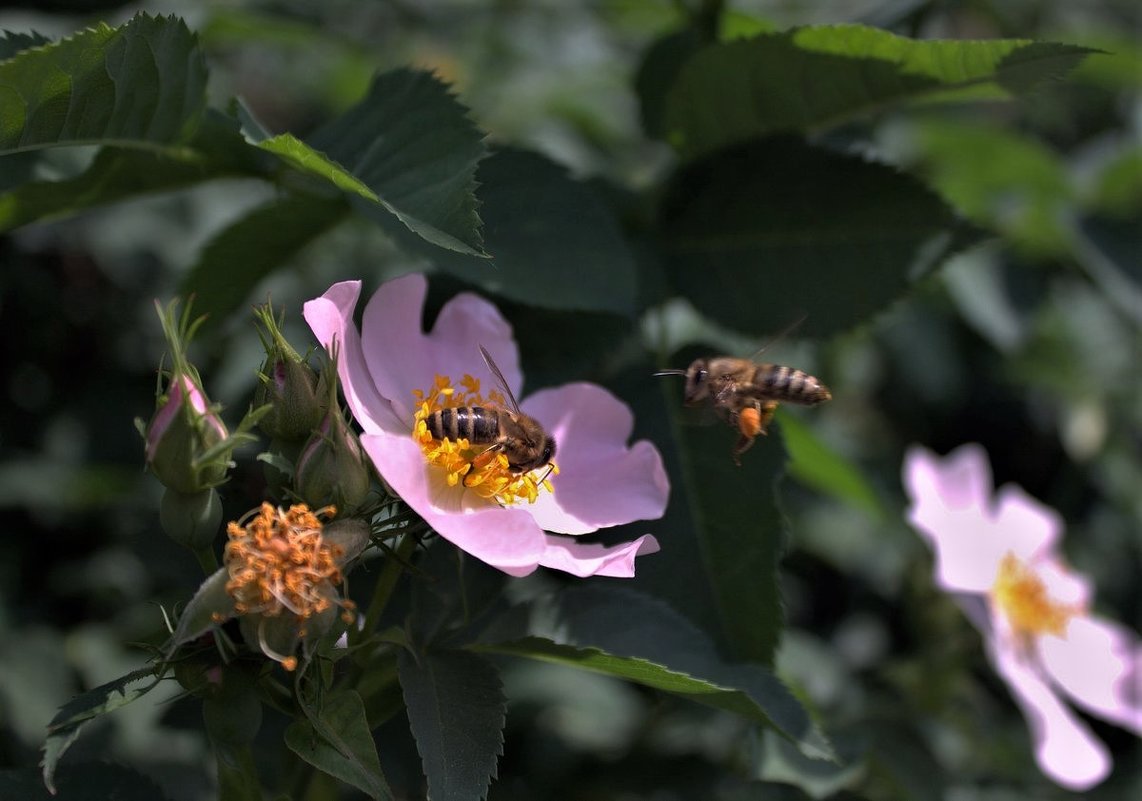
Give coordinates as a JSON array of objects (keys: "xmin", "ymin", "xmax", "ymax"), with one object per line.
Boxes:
[
  {"xmin": 903, "ymin": 445, "xmax": 1062, "ymax": 594},
  {"xmin": 303, "ymin": 281, "xmax": 403, "ymax": 435},
  {"xmin": 1039, "ymin": 615, "xmax": 1142, "ymax": 735},
  {"xmin": 358, "ymin": 273, "xmax": 521, "ymax": 424},
  {"xmin": 992, "ymin": 485, "xmax": 1063, "ymax": 562},
  {"xmin": 520, "ymin": 384, "xmax": 670, "ymax": 535},
  {"xmin": 991, "ymin": 637, "xmax": 1112, "ymax": 791},
  {"xmin": 537, "ymin": 534, "xmax": 661, "ymax": 578}
]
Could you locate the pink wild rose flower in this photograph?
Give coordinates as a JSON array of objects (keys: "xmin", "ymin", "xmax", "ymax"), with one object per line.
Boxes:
[
  {"xmin": 903, "ymin": 444, "xmax": 1142, "ymax": 790},
  {"xmin": 303, "ymin": 274, "xmax": 668, "ymax": 578}
]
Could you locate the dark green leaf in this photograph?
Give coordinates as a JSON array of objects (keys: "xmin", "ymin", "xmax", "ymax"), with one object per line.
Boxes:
[
  {"xmin": 671, "ymin": 408, "xmax": 788, "ymax": 664},
  {"xmin": 477, "ymin": 586, "xmax": 830, "ymax": 760},
  {"xmin": 285, "ymin": 690, "xmax": 393, "ymax": 801},
  {"xmin": 0, "ymin": 109, "xmax": 259, "ymax": 232},
  {"xmin": 181, "ymin": 193, "xmax": 347, "ymax": 324},
  {"xmin": 6, "ymin": 762, "xmax": 169, "ymax": 801},
  {"xmin": 309, "ymin": 68, "xmax": 487, "ymax": 255},
  {"xmin": 398, "ymin": 648, "xmax": 505, "ymax": 801},
  {"xmin": 658, "ymin": 137, "xmax": 967, "ymax": 337},
  {"xmin": 421, "ymin": 148, "xmax": 639, "ymax": 315},
  {"xmin": 780, "ymin": 413, "xmax": 884, "ymax": 520},
  {"xmin": 636, "ymin": 29, "xmax": 706, "ymax": 138},
  {"xmin": 0, "ymin": 31, "xmax": 51, "ymax": 62},
  {"xmin": 41, "ymin": 667, "xmax": 161, "ymax": 794},
  {"xmin": 0, "ymin": 14, "xmax": 207, "ymax": 154},
  {"xmin": 663, "ymin": 25, "xmax": 1095, "ymax": 159}
]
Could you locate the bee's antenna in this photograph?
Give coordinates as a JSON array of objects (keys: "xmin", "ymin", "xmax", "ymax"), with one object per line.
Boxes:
[
  {"xmin": 536, "ymin": 463, "xmax": 556, "ymax": 485},
  {"xmin": 653, "ymin": 369, "xmax": 686, "ymax": 377}
]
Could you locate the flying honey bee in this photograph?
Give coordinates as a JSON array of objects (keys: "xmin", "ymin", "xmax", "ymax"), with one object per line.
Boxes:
[
  {"xmin": 657, "ymin": 356, "xmax": 831, "ymax": 465},
  {"xmin": 425, "ymin": 345, "xmax": 556, "ymax": 475}
]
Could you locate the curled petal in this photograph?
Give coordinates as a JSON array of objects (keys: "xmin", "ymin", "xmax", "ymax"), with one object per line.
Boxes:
[
  {"xmin": 302, "ymin": 281, "xmax": 403, "ymax": 435},
  {"xmin": 537, "ymin": 534, "xmax": 661, "ymax": 578},
  {"xmin": 1039, "ymin": 616, "xmax": 1142, "ymax": 735},
  {"xmin": 521, "ymin": 384, "xmax": 670, "ymax": 535},
  {"xmin": 990, "ymin": 637, "xmax": 1111, "ymax": 791}
]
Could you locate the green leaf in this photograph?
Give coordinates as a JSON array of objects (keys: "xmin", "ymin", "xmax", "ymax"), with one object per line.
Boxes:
[
  {"xmin": 41, "ymin": 667, "xmax": 161, "ymax": 794},
  {"xmin": 180, "ymin": 194, "xmax": 347, "ymax": 324},
  {"xmin": 255, "ymin": 133, "xmax": 380, "ymax": 201},
  {"xmin": 663, "ymin": 25, "xmax": 1095, "ymax": 158},
  {"xmin": 398, "ymin": 648, "xmax": 505, "ymax": 801},
  {"xmin": 0, "ymin": 14, "xmax": 207, "ymax": 154},
  {"xmin": 779, "ymin": 412, "xmax": 884, "ymax": 520},
  {"xmin": 670, "ymin": 409, "xmax": 788, "ymax": 665},
  {"xmin": 309, "ymin": 68, "xmax": 487, "ymax": 255},
  {"xmin": 285, "ymin": 690, "xmax": 393, "ymax": 801},
  {"xmin": 658, "ymin": 137, "xmax": 968, "ymax": 337},
  {"xmin": 477, "ymin": 586, "xmax": 830, "ymax": 761},
  {"xmin": 416, "ymin": 148, "xmax": 639, "ymax": 315},
  {"xmin": 0, "ymin": 109, "xmax": 260, "ymax": 232},
  {"xmin": 0, "ymin": 31, "xmax": 51, "ymax": 62}
]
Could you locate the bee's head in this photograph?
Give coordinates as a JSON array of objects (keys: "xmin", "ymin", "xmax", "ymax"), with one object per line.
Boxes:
[{"xmin": 683, "ymin": 358, "xmax": 711, "ymax": 405}]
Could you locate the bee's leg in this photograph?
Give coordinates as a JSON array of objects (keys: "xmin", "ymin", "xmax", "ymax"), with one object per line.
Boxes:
[
  {"xmin": 731, "ymin": 401, "xmax": 778, "ymax": 465},
  {"xmin": 755, "ymin": 401, "xmax": 778, "ymax": 435}
]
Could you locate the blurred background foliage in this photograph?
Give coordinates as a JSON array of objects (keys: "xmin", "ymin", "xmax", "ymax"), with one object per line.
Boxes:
[{"xmin": 0, "ymin": 0, "xmax": 1139, "ymax": 799}]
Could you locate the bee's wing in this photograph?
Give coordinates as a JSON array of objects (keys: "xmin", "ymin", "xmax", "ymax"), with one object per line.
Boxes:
[
  {"xmin": 479, "ymin": 344, "xmax": 522, "ymax": 414},
  {"xmin": 744, "ymin": 313, "xmax": 807, "ymax": 362}
]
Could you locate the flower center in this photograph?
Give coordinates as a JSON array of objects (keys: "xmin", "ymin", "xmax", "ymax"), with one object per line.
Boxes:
[
  {"xmin": 412, "ymin": 373, "xmax": 556, "ymax": 506},
  {"xmin": 991, "ymin": 552, "xmax": 1079, "ymax": 637},
  {"xmin": 223, "ymin": 503, "xmax": 355, "ymax": 623}
]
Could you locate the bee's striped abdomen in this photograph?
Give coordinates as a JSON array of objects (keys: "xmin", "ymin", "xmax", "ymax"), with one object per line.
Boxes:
[
  {"xmin": 752, "ymin": 364, "xmax": 830, "ymax": 405},
  {"xmin": 426, "ymin": 406, "xmax": 502, "ymax": 443}
]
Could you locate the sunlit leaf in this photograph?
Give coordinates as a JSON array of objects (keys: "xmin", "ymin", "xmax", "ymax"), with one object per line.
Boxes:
[
  {"xmin": 398, "ymin": 648, "xmax": 505, "ymax": 801},
  {"xmin": 0, "ymin": 14, "xmax": 207, "ymax": 154},
  {"xmin": 0, "ymin": 109, "xmax": 259, "ymax": 232},
  {"xmin": 285, "ymin": 690, "xmax": 393, "ymax": 801},
  {"xmin": 663, "ymin": 25, "xmax": 1095, "ymax": 158},
  {"xmin": 658, "ymin": 137, "xmax": 970, "ymax": 337},
  {"xmin": 41, "ymin": 667, "xmax": 161, "ymax": 794}
]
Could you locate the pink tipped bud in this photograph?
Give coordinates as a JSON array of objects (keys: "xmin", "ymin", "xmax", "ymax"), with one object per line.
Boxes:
[
  {"xmin": 255, "ymin": 356, "xmax": 324, "ymax": 441},
  {"xmin": 144, "ymin": 373, "xmax": 230, "ymax": 493}
]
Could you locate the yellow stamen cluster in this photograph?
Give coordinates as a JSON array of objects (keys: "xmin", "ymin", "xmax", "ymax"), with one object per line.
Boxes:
[
  {"xmin": 412, "ymin": 373, "xmax": 557, "ymax": 506},
  {"xmin": 992, "ymin": 552, "xmax": 1080, "ymax": 638},
  {"xmin": 223, "ymin": 503, "xmax": 356, "ymax": 624}
]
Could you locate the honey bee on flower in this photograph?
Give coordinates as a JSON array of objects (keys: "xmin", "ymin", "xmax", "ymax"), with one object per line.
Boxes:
[{"xmin": 303, "ymin": 275, "xmax": 669, "ymax": 578}]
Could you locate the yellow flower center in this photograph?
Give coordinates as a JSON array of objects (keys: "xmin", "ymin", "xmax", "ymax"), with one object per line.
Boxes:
[
  {"xmin": 223, "ymin": 503, "xmax": 356, "ymax": 624},
  {"xmin": 991, "ymin": 552, "xmax": 1080, "ymax": 638},
  {"xmin": 412, "ymin": 373, "xmax": 557, "ymax": 506}
]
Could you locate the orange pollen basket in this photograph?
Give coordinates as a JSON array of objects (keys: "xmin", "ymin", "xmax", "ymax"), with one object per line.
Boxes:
[
  {"xmin": 223, "ymin": 502, "xmax": 356, "ymax": 625},
  {"xmin": 991, "ymin": 552, "xmax": 1081, "ymax": 638},
  {"xmin": 411, "ymin": 373, "xmax": 557, "ymax": 506}
]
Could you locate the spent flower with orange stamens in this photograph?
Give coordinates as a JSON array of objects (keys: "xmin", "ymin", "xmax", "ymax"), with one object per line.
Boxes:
[{"xmin": 169, "ymin": 503, "xmax": 369, "ymax": 672}]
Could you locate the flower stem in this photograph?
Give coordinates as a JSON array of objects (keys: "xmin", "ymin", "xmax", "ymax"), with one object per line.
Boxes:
[{"xmin": 357, "ymin": 533, "xmax": 418, "ymax": 642}]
